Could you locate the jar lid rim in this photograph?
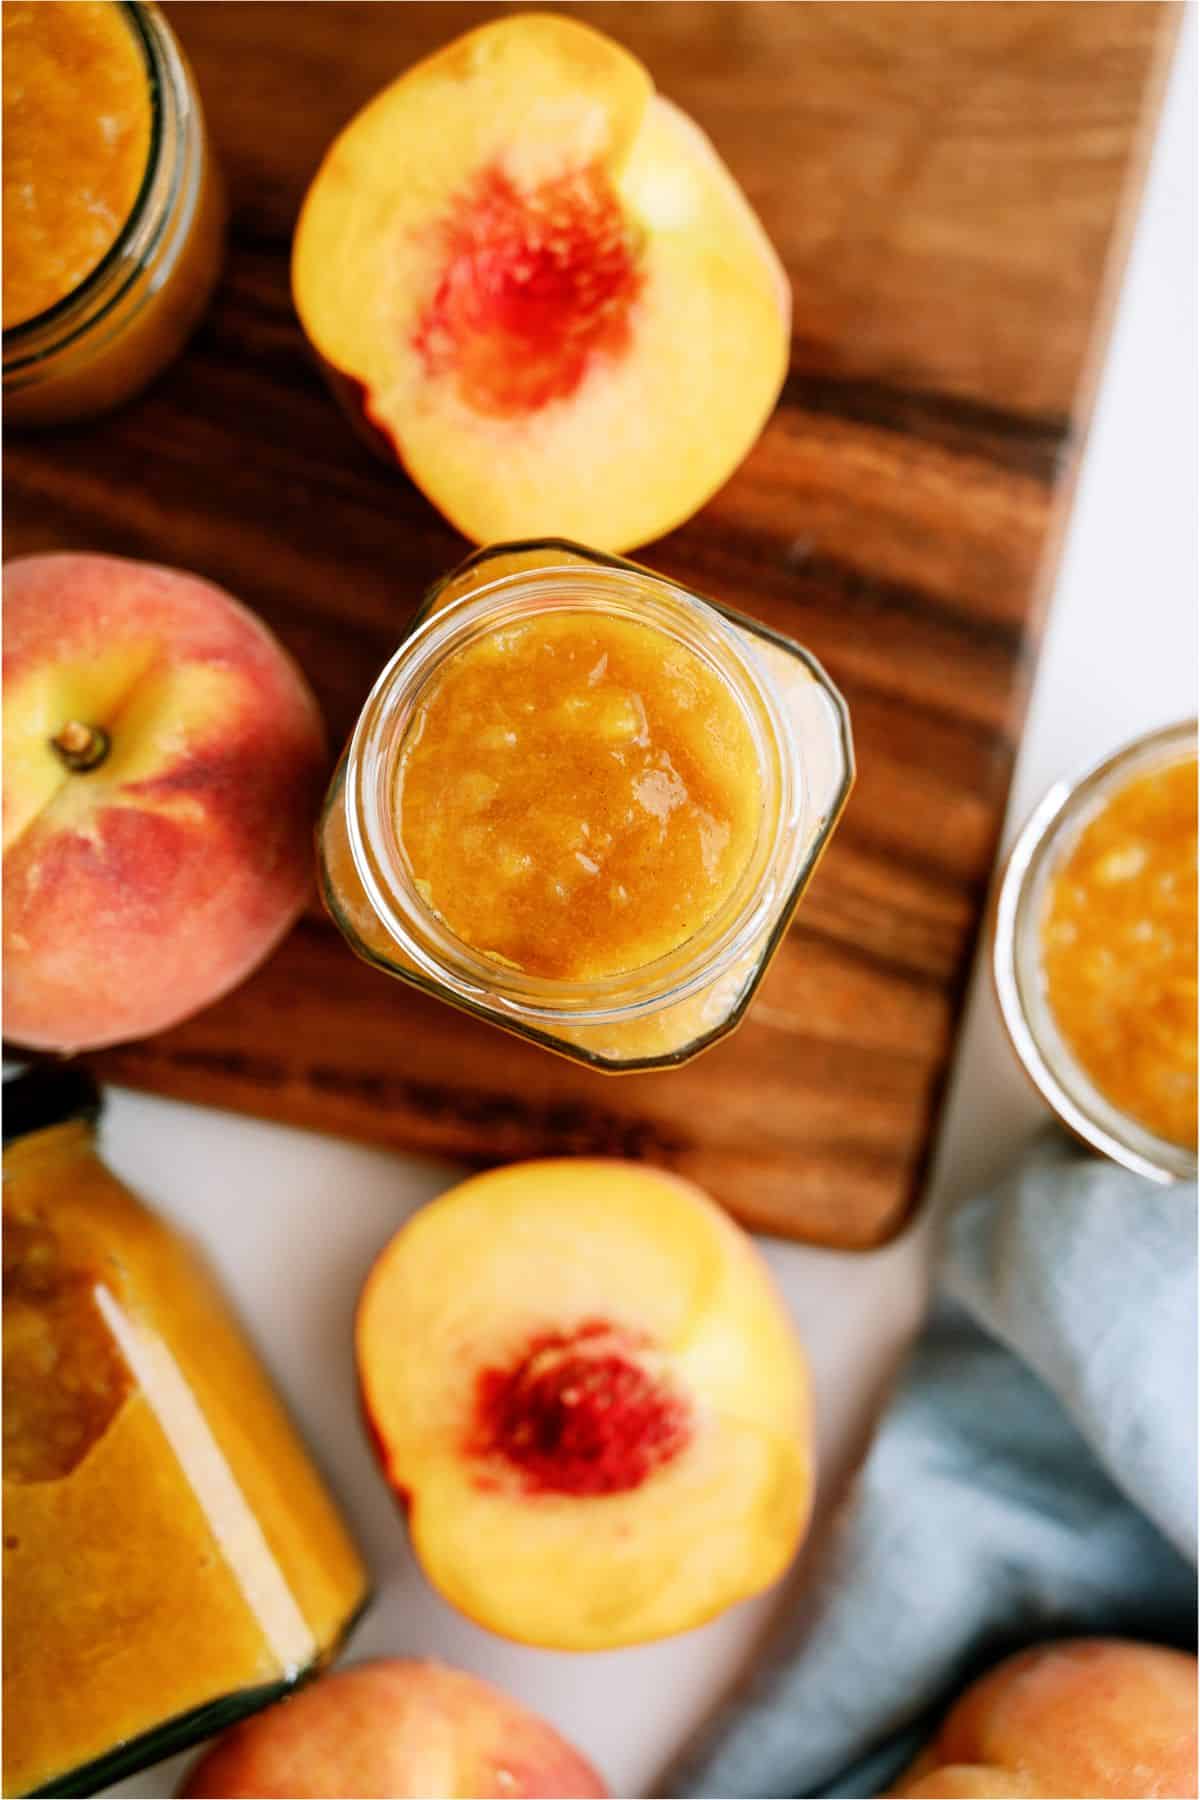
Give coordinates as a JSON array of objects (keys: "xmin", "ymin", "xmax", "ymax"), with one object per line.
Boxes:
[{"xmin": 2, "ymin": 1063, "xmax": 102, "ymax": 1148}]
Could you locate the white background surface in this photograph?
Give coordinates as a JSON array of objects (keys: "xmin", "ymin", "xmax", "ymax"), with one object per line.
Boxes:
[{"xmin": 93, "ymin": 18, "xmax": 1197, "ymax": 1798}]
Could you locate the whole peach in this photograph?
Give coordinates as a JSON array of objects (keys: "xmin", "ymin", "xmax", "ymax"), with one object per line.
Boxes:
[
  {"xmin": 891, "ymin": 1638, "xmax": 1197, "ymax": 1800},
  {"xmin": 179, "ymin": 1659, "xmax": 608, "ymax": 1799},
  {"xmin": 3, "ymin": 553, "xmax": 325, "ymax": 1050}
]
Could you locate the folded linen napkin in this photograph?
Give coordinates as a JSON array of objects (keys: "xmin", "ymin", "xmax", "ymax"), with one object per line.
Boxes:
[{"xmin": 670, "ymin": 1131, "xmax": 1198, "ymax": 1799}]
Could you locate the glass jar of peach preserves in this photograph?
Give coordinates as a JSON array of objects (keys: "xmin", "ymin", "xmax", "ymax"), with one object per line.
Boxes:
[
  {"xmin": 2, "ymin": 2, "xmax": 224, "ymax": 425},
  {"xmin": 994, "ymin": 719, "xmax": 1197, "ymax": 1183},
  {"xmin": 2, "ymin": 1066, "xmax": 369, "ymax": 1799},
  {"xmin": 319, "ymin": 540, "xmax": 854, "ymax": 1072}
]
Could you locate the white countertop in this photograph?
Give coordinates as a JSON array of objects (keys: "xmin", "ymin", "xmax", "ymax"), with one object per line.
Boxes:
[{"xmin": 99, "ymin": 19, "xmax": 1196, "ymax": 1798}]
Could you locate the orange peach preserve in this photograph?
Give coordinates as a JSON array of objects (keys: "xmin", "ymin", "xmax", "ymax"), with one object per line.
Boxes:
[
  {"xmin": 395, "ymin": 613, "xmax": 763, "ymax": 981},
  {"xmin": 2, "ymin": 1123, "xmax": 368, "ymax": 1799},
  {"xmin": 1042, "ymin": 754, "xmax": 1198, "ymax": 1148},
  {"xmin": 2, "ymin": 0, "xmax": 152, "ymax": 329}
]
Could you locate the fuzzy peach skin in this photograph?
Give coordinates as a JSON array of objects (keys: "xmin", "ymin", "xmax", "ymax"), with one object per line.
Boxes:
[
  {"xmin": 3, "ymin": 553, "xmax": 326, "ymax": 1051},
  {"xmin": 891, "ymin": 1639, "xmax": 1198, "ymax": 1800},
  {"xmin": 292, "ymin": 13, "xmax": 791, "ymax": 553},
  {"xmin": 179, "ymin": 1659, "xmax": 608, "ymax": 1800}
]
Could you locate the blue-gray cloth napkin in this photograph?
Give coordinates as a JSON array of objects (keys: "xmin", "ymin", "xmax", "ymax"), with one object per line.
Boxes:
[{"xmin": 669, "ymin": 1131, "xmax": 1197, "ymax": 1799}]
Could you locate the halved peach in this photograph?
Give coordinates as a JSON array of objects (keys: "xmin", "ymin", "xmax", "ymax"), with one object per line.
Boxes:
[
  {"xmin": 356, "ymin": 1160, "xmax": 812, "ymax": 1650},
  {"xmin": 292, "ymin": 13, "xmax": 790, "ymax": 552},
  {"xmin": 180, "ymin": 1659, "xmax": 607, "ymax": 1799}
]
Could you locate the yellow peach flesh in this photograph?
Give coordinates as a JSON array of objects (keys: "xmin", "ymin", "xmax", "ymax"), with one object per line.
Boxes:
[
  {"xmin": 292, "ymin": 14, "xmax": 790, "ymax": 552},
  {"xmin": 356, "ymin": 1160, "xmax": 812, "ymax": 1650}
]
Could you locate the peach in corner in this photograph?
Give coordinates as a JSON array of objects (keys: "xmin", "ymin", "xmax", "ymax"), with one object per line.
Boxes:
[
  {"xmin": 3, "ymin": 553, "xmax": 326, "ymax": 1052},
  {"xmin": 292, "ymin": 12, "xmax": 790, "ymax": 552},
  {"xmin": 890, "ymin": 1638, "xmax": 1199, "ymax": 1800},
  {"xmin": 356, "ymin": 1159, "xmax": 813, "ymax": 1651},
  {"xmin": 179, "ymin": 1659, "xmax": 608, "ymax": 1800}
]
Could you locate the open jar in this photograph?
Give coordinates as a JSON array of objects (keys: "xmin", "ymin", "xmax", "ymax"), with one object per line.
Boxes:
[
  {"xmin": 994, "ymin": 719, "xmax": 1198, "ymax": 1183},
  {"xmin": 2, "ymin": 1065, "xmax": 369, "ymax": 1798},
  {"xmin": 319, "ymin": 540, "xmax": 853, "ymax": 1072},
  {"xmin": 2, "ymin": 1, "xmax": 224, "ymax": 426}
]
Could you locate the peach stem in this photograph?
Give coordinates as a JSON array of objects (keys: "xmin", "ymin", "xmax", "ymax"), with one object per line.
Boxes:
[{"xmin": 50, "ymin": 721, "xmax": 111, "ymax": 773}]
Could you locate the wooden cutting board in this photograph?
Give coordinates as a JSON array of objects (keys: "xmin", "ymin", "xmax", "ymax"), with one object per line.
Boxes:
[{"xmin": 3, "ymin": 3, "xmax": 1175, "ymax": 1246}]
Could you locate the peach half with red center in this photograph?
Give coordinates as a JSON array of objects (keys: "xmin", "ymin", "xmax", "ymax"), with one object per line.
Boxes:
[
  {"xmin": 180, "ymin": 1659, "xmax": 608, "ymax": 1800},
  {"xmin": 292, "ymin": 12, "xmax": 791, "ymax": 552},
  {"xmin": 3, "ymin": 553, "xmax": 326, "ymax": 1052},
  {"xmin": 356, "ymin": 1160, "xmax": 813, "ymax": 1650}
]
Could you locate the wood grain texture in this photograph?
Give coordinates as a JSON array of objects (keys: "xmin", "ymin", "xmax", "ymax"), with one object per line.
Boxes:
[{"xmin": 2, "ymin": 3, "xmax": 1173, "ymax": 1246}]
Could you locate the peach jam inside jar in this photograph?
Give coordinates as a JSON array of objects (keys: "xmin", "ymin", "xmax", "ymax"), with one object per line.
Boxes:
[
  {"xmin": 2, "ymin": 1064, "xmax": 370, "ymax": 1800},
  {"xmin": 1041, "ymin": 750, "xmax": 1197, "ymax": 1151},
  {"xmin": 319, "ymin": 540, "xmax": 854, "ymax": 1072},
  {"xmin": 395, "ymin": 611, "xmax": 764, "ymax": 983},
  {"xmin": 995, "ymin": 719, "xmax": 1198, "ymax": 1183},
  {"xmin": 2, "ymin": 1, "xmax": 152, "ymax": 331},
  {"xmin": 2, "ymin": 0, "xmax": 225, "ymax": 426}
]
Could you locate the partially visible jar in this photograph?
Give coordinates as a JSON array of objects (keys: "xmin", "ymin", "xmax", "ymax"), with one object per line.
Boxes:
[
  {"xmin": 2, "ymin": 1065, "xmax": 369, "ymax": 1799},
  {"xmin": 994, "ymin": 719, "xmax": 1198, "ymax": 1183},
  {"xmin": 319, "ymin": 539, "xmax": 854, "ymax": 1072},
  {"xmin": 2, "ymin": 2, "xmax": 224, "ymax": 426}
]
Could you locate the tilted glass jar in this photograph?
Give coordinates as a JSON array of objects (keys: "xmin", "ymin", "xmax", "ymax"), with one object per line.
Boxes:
[
  {"xmin": 2, "ymin": 1065, "xmax": 369, "ymax": 1798},
  {"xmin": 2, "ymin": 2, "xmax": 224, "ymax": 426},
  {"xmin": 319, "ymin": 540, "xmax": 854, "ymax": 1073}
]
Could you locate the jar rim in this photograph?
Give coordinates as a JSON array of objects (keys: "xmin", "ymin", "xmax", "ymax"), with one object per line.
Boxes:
[
  {"xmin": 344, "ymin": 561, "xmax": 807, "ymax": 1024},
  {"xmin": 2, "ymin": 1063, "xmax": 103, "ymax": 1148},
  {"xmin": 2, "ymin": 1, "xmax": 180, "ymax": 363},
  {"xmin": 993, "ymin": 716, "xmax": 1198, "ymax": 1183}
]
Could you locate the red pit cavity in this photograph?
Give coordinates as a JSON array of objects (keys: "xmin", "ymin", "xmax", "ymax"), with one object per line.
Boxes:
[
  {"xmin": 474, "ymin": 1320, "xmax": 690, "ymax": 1497},
  {"xmin": 413, "ymin": 163, "xmax": 643, "ymax": 418}
]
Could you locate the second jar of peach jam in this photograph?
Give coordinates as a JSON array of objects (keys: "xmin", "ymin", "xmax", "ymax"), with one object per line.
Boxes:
[
  {"xmin": 2, "ymin": 1, "xmax": 224, "ymax": 425},
  {"xmin": 995, "ymin": 719, "xmax": 1198, "ymax": 1182},
  {"xmin": 320, "ymin": 541, "xmax": 853, "ymax": 1072}
]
